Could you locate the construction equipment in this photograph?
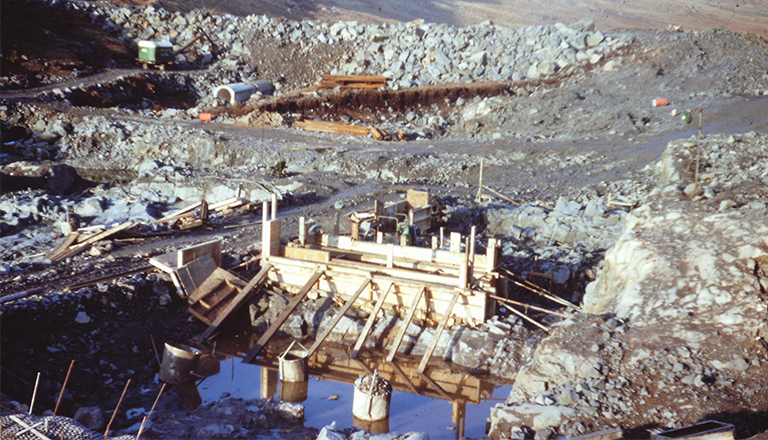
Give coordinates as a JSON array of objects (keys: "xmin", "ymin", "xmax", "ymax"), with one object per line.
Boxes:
[{"xmin": 137, "ymin": 29, "xmax": 217, "ymax": 71}]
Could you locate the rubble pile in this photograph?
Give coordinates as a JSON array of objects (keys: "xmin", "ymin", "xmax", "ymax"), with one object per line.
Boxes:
[
  {"xmin": 49, "ymin": 0, "xmax": 632, "ymax": 90},
  {"xmin": 488, "ymin": 132, "xmax": 768, "ymax": 438}
]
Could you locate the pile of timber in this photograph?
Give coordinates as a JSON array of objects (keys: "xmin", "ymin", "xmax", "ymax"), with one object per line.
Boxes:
[
  {"xmin": 293, "ymin": 119, "xmax": 399, "ymax": 141},
  {"xmin": 155, "ymin": 197, "xmax": 252, "ymax": 230},
  {"xmin": 149, "ymin": 238, "xmax": 272, "ymax": 341},
  {"xmin": 317, "ymin": 75, "xmax": 389, "ymax": 90},
  {"xmin": 46, "ymin": 220, "xmax": 137, "ymax": 261}
]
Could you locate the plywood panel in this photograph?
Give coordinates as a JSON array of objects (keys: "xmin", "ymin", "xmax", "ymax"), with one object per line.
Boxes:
[{"xmin": 178, "ymin": 239, "xmax": 222, "ymax": 268}]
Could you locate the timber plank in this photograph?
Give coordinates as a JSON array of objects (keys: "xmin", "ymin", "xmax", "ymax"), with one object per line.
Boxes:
[
  {"xmin": 385, "ymin": 285, "xmax": 426, "ymax": 362},
  {"xmin": 52, "ymin": 220, "xmax": 134, "ymax": 261},
  {"xmin": 149, "ymin": 251, "xmax": 178, "ymax": 274},
  {"xmin": 417, "ymin": 289, "xmax": 462, "ymax": 374},
  {"xmin": 307, "ymin": 276, "xmax": 371, "ymax": 358},
  {"xmin": 295, "ymin": 120, "xmax": 370, "ymax": 136},
  {"xmin": 242, "ymin": 268, "xmax": 325, "ymax": 363},
  {"xmin": 178, "ymin": 239, "xmax": 222, "ymax": 267},
  {"xmin": 200, "ymin": 263, "xmax": 273, "ymax": 341},
  {"xmin": 351, "ymin": 282, "xmax": 393, "ymax": 358},
  {"xmin": 156, "ymin": 202, "xmax": 201, "ymax": 223},
  {"xmin": 46, "ymin": 233, "xmax": 79, "ymax": 260}
]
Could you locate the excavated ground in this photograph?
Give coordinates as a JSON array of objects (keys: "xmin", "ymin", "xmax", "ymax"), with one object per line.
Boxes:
[{"xmin": 2, "ymin": 0, "xmax": 768, "ymax": 438}]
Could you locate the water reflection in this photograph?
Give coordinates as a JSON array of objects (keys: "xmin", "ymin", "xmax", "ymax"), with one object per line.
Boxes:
[{"xmin": 182, "ymin": 335, "xmax": 508, "ymax": 439}]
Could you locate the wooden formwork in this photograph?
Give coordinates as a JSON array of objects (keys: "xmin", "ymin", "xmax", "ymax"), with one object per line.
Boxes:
[{"xmin": 261, "ymin": 217, "xmax": 502, "ymax": 326}]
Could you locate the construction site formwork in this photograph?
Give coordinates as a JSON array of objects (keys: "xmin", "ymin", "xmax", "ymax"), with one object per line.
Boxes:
[{"xmin": 260, "ymin": 213, "xmax": 503, "ymax": 327}]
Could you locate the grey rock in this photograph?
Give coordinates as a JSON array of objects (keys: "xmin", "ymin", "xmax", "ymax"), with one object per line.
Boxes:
[{"xmin": 74, "ymin": 407, "xmax": 104, "ymax": 430}]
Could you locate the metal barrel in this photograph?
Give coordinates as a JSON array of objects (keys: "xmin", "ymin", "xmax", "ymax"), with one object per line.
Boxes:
[
  {"xmin": 278, "ymin": 341, "xmax": 308, "ymax": 383},
  {"xmin": 159, "ymin": 342, "xmax": 202, "ymax": 384}
]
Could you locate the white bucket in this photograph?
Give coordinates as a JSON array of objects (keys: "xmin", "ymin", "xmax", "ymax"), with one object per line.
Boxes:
[{"xmin": 352, "ymin": 371, "xmax": 392, "ymax": 422}]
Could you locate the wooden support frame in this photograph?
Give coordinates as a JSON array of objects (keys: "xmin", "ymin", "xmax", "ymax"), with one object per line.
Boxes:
[
  {"xmin": 385, "ymin": 285, "xmax": 426, "ymax": 363},
  {"xmin": 200, "ymin": 263, "xmax": 273, "ymax": 341},
  {"xmin": 417, "ymin": 289, "xmax": 462, "ymax": 374},
  {"xmin": 351, "ymin": 282, "xmax": 393, "ymax": 358},
  {"xmin": 242, "ymin": 268, "xmax": 325, "ymax": 363},
  {"xmin": 307, "ymin": 276, "xmax": 371, "ymax": 358}
]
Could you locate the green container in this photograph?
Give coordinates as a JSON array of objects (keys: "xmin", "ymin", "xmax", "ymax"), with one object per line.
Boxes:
[
  {"xmin": 138, "ymin": 41, "xmax": 174, "ymax": 63},
  {"xmin": 681, "ymin": 110, "xmax": 692, "ymax": 124}
]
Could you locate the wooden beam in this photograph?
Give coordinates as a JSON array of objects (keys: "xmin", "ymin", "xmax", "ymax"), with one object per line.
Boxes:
[
  {"xmin": 417, "ymin": 289, "xmax": 461, "ymax": 374},
  {"xmin": 385, "ymin": 285, "xmax": 426, "ymax": 363},
  {"xmin": 307, "ymin": 276, "xmax": 371, "ymax": 358},
  {"xmin": 418, "ymin": 371, "xmax": 452, "ymax": 401},
  {"xmin": 488, "ymin": 294, "xmax": 570, "ymax": 318},
  {"xmin": 46, "ymin": 233, "xmax": 78, "ymax": 260},
  {"xmin": 242, "ymin": 268, "xmax": 325, "ymax": 363},
  {"xmin": 200, "ymin": 263, "xmax": 273, "ymax": 341},
  {"xmin": 52, "ymin": 220, "xmax": 134, "ymax": 261},
  {"xmin": 388, "ymin": 358, "xmax": 420, "ymax": 395},
  {"xmin": 351, "ymin": 282, "xmax": 393, "ymax": 359},
  {"xmin": 155, "ymin": 202, "xmax": 201, "ymax": 223}
]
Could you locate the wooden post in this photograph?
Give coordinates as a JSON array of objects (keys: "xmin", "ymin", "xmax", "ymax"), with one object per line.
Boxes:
[
  {"xmin": 469, "ymin": 226, "xmax": 476, "ymax": 262},
  {"xmin": 262, "ymin": 220, "xmax": 281, "ymax": 258},
  {"xmin": 459, "ymin": 238, "xmax": 469, "ymax": 289},
  {"xmin": 450, "ymin": 232, "xmax": 461, "ymax": 253},
  {"xmin": 440, "ymin": 227, "xmax": 445, "ymax": 249},
  {"xmin": 486, "ymin": 238, "xmax": 499, "ymax": 273},
  {"xmin": 262, "ymin": 201, "xmax": 268, "ymax": 223},
  {"xmin": 475, "ymin": 158, "xmax": 484, "ymax": 202},
  {"xmin": 417, "ymin": 289, "xmax": 462, "ymax": 374},
  {"xmin": 333, "ymin": 212, "xmax": 340, "ymax": 236},
  {"xmin": 351, "ymin": 221, "xmax": 360, "ymax": 241},
  {"xmin": 385, "ymin": 286, "xmax": 426, "ymax": 363},
  {"xmin": 299, "ymin": 217, "xmax": 307, "ymax": 246},
  {"xmin": 387, "ymin": 244, "xmax": 395, "ymax": 268},
  {"xmin": 307, "ymin": 277, "xmax": 371, "ymax": 358},
  {"xmin": 243, "ymin": 269, "xmax": 325, "ymax": 363},
  {"xmin": 352, "ymin": 282, "xmax": 394, "ymax": 358},
  {"xmin": 271, "ymin": 193, "xmax": 277, "ymax": 220},
  {"xmin": 431, "ymin": 236, "xmax": 438, "ymax": 250},
  {"xmin": 376, "ymin": 231, "xmax": 384, "ymax": 244}
]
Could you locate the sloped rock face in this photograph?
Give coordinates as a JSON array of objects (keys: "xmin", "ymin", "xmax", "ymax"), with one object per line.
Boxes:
[{"xmin": 490, "ymin": 133, "xmax": 768, "ymax": 439}]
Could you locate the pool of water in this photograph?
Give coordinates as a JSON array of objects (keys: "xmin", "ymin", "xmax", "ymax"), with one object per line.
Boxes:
[{"xmin": 189, "ymin": 344, "xmax": 511, "ymax": 439}]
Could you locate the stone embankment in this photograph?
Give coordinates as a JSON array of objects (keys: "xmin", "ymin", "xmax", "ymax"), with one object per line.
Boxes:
[{"xmin": 489, "ymin": 131, "xmax": 768, "ymax": 438}]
